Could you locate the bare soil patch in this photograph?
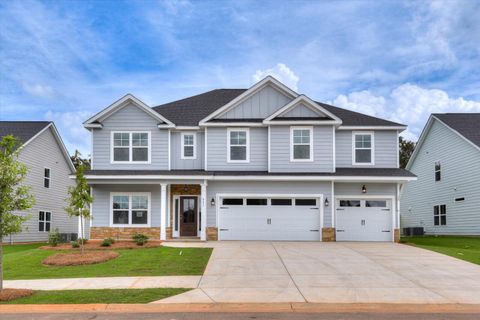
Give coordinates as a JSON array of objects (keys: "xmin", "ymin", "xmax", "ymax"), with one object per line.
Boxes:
[
  {"xmin": 41, "ymin": 240, "xmax": 162, "ymax": 251},
  {"xmin": 42, "ymin": 251, "xmax": 119, "ymax": 266},
  {"xmin": 0, "ymin": 288, "xmax": 34, "ymax": 301}
]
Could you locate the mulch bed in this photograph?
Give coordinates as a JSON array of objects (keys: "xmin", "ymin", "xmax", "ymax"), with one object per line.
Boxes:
[
  {"xmin": 0, "ymin": 289, "xmax": 34, "ymax": 301},
  {"xmin": 42, "ymin": 251, "xmax": 120, "ymax": 266},
  {"xmin": 40, "ymin": 240, "xmax": 162, "ymax": 251}
]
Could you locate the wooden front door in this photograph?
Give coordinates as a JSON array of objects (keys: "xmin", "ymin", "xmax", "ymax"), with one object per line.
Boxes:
[{"xmin": 180, "ymin": 197, "xmax": 198, "ymax": 236}]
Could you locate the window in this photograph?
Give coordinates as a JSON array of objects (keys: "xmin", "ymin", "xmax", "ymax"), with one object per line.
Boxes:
[
  {"xmin": 435, "ymin": 161, "xmax": 441, "ymax": 181},
  {"xmin": 38, "ymin": 211, "xmax": 51, "ymax": 232},
  {"xmin": 434, "ymin": 204, "xmax": 446, "ymax": 226},
  {"xmin": 339, "ymin": 200, "xmax": 361, "ymax": 207},
  {"xmin": 353, "ymin": 132, "xmax": 374, "ymax": 165},
  {"xmin": 246, "ymin": 198, "xmax": 267, "ymax": 206},
  {"xmin": 222, "ymin": 198, "xmax": 243, "ymax": 205},
  {"xmin": 271, "ymin": 199, "xmax": 292, "ymax": 206},
  {"xmin": 291, "ymin": 127, "xmax": 313, "ymax": 161},
  {"xmin": 111, "ymin": 193, "xmax": 150, "ymax": 226},
  {"xmin": 295, "ymin": 199, "xmax": 317, "ymax": 206},
  {"xmin": 43, "ymin": 168, "xmax": 50, "ymax": 188},
  {"xmin": 181, "ymin": 132, "xmax": 196, "ymax": 159},
  {"xmin": 366, "ymin": 200, "xmax": 387, "ymax": 207},
  {"xmin": 228, "ymin": 129, "xmax": 249, "ymax": 162},
  {"xmin": 112, "ymin": 132, "xmax": 150, "ymax": 163}
]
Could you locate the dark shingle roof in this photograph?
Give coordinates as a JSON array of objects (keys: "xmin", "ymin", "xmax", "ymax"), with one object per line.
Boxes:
[
  {"xmin": 152, "ymin": 89, "xmax": 405, "ymax": 127},
  {"xmin": 434, "ymin": 113, "xmax": 480, "ymax": 148},
  {"xmin": 0, "ymin": 121, "xmax": 51, "ymax": 144}
]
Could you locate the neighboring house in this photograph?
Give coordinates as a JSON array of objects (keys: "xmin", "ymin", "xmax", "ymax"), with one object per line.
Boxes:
[
  {"xmin": 401, "ymin": 113, "xmax": 480, "ymax": 235},
  {"xmin": 0, "ymin": 121, "xmax": 79, "ymax": 242},
  {"xmin": 82, "ymin": 76, "xmax": 415, "ymax": 242}
]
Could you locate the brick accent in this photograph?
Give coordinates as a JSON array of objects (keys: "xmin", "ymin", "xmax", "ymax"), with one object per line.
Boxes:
[
  {"xmin": 90, "ymin": 227, "xmax": 160, "ymax": 240},
  {"xmin": 169, "ymin": 184, "xmax": 201, "ymax": 239},
  {"xmin": 394, "ymin": 228, "xmax": 400, "ymax": 243},
  {"xmin": 206, "ymin": 227, "xmax": 218, "ymax": 241},
  {"xmin": 166, "ymin": 227, "xmax": 172, "ymax": 239},
  {"xmin": 322, "ymin": 227, "xmax": 336, "ymax": 242}
]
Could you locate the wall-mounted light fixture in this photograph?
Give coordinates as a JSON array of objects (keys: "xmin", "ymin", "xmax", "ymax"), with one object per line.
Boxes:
[
  {"xmin": 210, "ymin": 198, "xmax": 215, "ymax": 206},
  {"xmin": 183, "ymin": 185, "xmax": 189, "ymax": 192},
  {"xmin": 362, "ymin": 185, "xmax": 367, "ymax": 193},
  {"xmin": 324, "ymin": 197, "xmax": 329, "ymax": 207}
]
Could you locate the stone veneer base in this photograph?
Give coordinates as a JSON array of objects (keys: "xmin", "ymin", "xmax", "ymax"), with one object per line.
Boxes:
[
  {"xmin": 321, "ymin": 227, "xmax": 336, "ymax": 242},
  {"xmin": 90, "ymin": 227, "xmax": 160, "ymax": 240}
]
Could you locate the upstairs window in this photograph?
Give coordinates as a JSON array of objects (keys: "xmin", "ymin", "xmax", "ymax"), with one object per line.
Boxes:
[
  {"xmin": 38, "ymin": 211, "xmax": 51, "ymax": 232},
  {"xmin": 291, "ymin": 127, "xmax": 313, "ymax": 161},
  {"xmin": 435, "ymin": 161, "xmax": 441, "ymax": 181},
  {"xmin": 181, "ymin": 133, "xmax": 196, "ymax": 159},
  {"xmin": 112, "ymin": 132, "xmax": 150, "ymax": 163},
  {"xmin": 434, "ymin": 204, "xmax": 446, "ymax": 226},
  {"xmin": 353, "ymin": 132, "xmax": 374, "ymax": 165},
  {"xmin": 228, "ymin": 128, "xmax": 249, "ymax": 162},
  {"xmin": 44, "ymin": 168, "xmax": 50, "ymax": 188}
]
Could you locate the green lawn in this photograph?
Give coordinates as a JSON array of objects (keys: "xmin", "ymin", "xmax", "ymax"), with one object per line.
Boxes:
[
  {"xmin": 0, "ymin": 288, "xmax": 189, "ymax": 304},
  {"xmin": 401, "ymin": 235, "xmax": 480, "ymax": 265},
  {"xmin": 3, "ymin": 243, "xmax": 212, "ymax": 280}
]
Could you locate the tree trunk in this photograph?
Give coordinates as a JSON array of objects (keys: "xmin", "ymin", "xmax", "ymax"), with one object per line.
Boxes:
[{"xmin": 80, "ymin": 214, "xmax": 84, "ymax": 255}]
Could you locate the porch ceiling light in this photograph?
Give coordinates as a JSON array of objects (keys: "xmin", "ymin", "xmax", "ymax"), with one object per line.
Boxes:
[{"xmin": 362, "ymin": 185, "xmax": 367, "ymax": 193}]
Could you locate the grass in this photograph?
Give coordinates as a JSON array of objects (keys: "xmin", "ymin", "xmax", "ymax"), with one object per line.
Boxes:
[
  {"xmin": 401, "ymin": 235, "xmax": 480, "ymax": 265},
  {"xmin": 0, "ymin": 288, "xmax": 190, "ymax": 304},
  {"xmin": 3, "ymin": 243, "xmax": 212, "ymax": 280}
]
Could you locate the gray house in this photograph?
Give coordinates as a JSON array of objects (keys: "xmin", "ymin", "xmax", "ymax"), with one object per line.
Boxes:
[
  {"xmin": 401, "ymin": 113, "xmax": 480, "ymax": 235},
  {"xmin": 82, "ymin": 76, "xmax": 415, "ymax": 242},
  {"xmin": 0, "ymin": 121, "xmax": 78, "ymax": 242}
]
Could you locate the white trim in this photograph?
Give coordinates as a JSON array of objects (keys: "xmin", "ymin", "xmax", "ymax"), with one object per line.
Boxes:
[
  {"xmin": 199, "ymin": 76, "xmax": 298, "ymax": 124},
  {"xmin": 267, "ymin": 126, "xmax": 271, "ymax": 172},
  {"xmin": 396, "ymin": 130, "xmax": 400, "ymax": 168},
  {"xmin": 110, "ymin": 131, "xmax": 151, "ymax": 164},
  {"xmin": 264, "ymin": 95, "xmax": 342, "ymax": 124},
  {"xmin": 338, "ymin": 126, "xmax": 406, "ymax": 131},
  {"xmin": 201, "ymin": 122, "xmax": 264, "ymax": 127},
  {"xmin": 332, "ymin": 126, "xmax": 336, "ymax": 172},
  {"xmin": 290, "ymin": 126, "xmax": 314, "ymax": 162},
  {"xmin": 84, "ymin": 123, "xmax": 103, "ymax": 129},
  {"xmin": 331, "ymin": 181, "xmax": 335, "ymax": 228},
  {"xmin": 200, "ymin": 182, "xmax": 207, "ymax": 241},
  {"xmin": 84, "ymin": 94, "xmax": 175, "ymax": 127},
  {"xmin": 264, "ymin": 120, "xmax": 340, "ymax": 126},
  {"xmin": 160, "ymin": 184, "xmax": 167, "ymax": 240},
  {"xmin": 176, "ymin": 126, "xmax": 200, "ymax": 130},
  {"xmin": 396, "ymin": 183, "xmax": 401, "ymax": 230},
  {"xmin": 90, "ymin": 129, "xmax": 94, "ymax": 169},
  {"xmin": 109, "ymin": 192, "xmax": 151, "ymax": 227},
  {"xmin": 352, "ymin": 131, "xmax": 375, "ymax": 166},
  {"xmin": 227, "ymin": 128, "xmax": 250, "ymax": 163},
  {"xmin": 43, "ymin": 167, "xmax": 51, "ymax": 189},
  {"xmin": 172, "ymin": 194, "xmax": 201, "ymax": 238},
  {"xmin": 181, "ymin": 132, "xmax": 197, "ymax": 160},
  {"xmin": 204, "ymin": 127, "xmax": 208, "ymax": 170},
  {"xmin": 168, "ymin": 130, "xmax": 171, "ymax": 170}
]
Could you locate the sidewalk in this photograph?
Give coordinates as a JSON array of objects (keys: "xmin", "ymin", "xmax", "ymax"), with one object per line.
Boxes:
[{"xmin": 4, "ymin": 276, "xmax": 201, "ymax": 290}]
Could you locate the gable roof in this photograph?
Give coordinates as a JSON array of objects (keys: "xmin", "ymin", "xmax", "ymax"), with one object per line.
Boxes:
[
  {"xmin": 433, "ymin": 113, "xmax": 480, "ymax": 149},
  {"xmin": 0, "ymin": 121, "xmax": 76, "ymax": 172}
]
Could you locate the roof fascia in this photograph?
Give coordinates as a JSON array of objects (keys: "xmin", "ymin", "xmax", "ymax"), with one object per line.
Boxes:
[
  {"xmin": 405, "ymin": 115, "xmax": 435, "ymax": 170},
  {"xmin": 338, "ymin": 125, "xmax": 407, "ymax": 131}
]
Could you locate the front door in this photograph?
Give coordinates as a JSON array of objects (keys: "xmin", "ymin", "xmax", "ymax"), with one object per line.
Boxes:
[{"xmin": 180, "ymin": 197, "xmax": 198, "ymax": 236}]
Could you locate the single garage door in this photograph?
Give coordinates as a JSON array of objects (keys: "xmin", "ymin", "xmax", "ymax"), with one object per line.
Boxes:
[
  {"xmin": 336, "ymin": 198, "xmax": 393, "ymax": 241},
  {"xmin": 218, "ymin": 195, "xmax": 322, "ymax": 241}
]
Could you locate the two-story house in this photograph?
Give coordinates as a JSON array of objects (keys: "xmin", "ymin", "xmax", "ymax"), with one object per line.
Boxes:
[
  {"xmin": 0, "ymin": 121, "xmax": 78, "ymax": 243},
  {"xmin": 401, "ymin": 113, "xmax": 480, "ymax": 235},
  {"xmin": 82, "ymin": 76, "xmax": 415, "ymax": 242}
]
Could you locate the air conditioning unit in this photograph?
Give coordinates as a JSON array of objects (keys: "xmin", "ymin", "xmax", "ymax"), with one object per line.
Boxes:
[
  {"xmin": 59, "ymin": 233, "xmax": 79, "ymax": 243},
  {"xmin": 403, "ymin": 227, "xmax": 424, "ymax": 236}
]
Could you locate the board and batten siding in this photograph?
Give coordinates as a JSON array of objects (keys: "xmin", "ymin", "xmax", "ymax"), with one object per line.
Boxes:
[
  {"xmin": 171, "ymin": 131, "xmax": 204, "ymax": 170},
  {"xmin": 336, "ymin": 130, "xmax": 398, "ymax": 168},
  {"xmin": 91, "ymin": 184, "xmax": 162, "ymax": 228},
  {"xmin": 8, "ymin": 127, "xmax": 76, "ymax": 243},
  {"xmin": 207, "ymin": 180, "xmax": 333, "ymax": 228},
  {"xmin": 401, "ymin": 120, "xmax": 480, "ymax": 235},
  {"xmin": 280, "ymin": 103, "xmax": 322, "ymax": 118},
  {"xmin": 206, "ymin": 127, "xmax": 268, "ymax": 171},
  {"xmin": 92, "ymin": 103, "xmax": 169, "ymax": 170},
  {"xmin": 218, "ymin": 84, "xmax": 292, "ymax": 119},
  {"xmin": 270, "ymin": 125, "xmax": 334, "ymax": 172}
]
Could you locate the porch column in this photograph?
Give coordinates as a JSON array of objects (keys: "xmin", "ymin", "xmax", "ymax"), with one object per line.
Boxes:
[
  {"xmin": 200, "ymin": 181, "xmax": 207, "ymax": 241},
  {"xmin": 160, "ymin": 183, "xmax": 167, "ymax": 240}
]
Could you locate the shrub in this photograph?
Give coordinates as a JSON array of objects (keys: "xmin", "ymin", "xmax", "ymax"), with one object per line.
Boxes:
[
  {"xmin": 78, "ymin": 238, "xmax": 88, "ymax": 245},
  {"xmin": 48, "ymin": 228, "xmax": 61, "ymax": 247},
  {"xmin": 101, "ymin": 238, "xmax": 114, "ymax": 247},
  {"xmin": 71, "ymin": 241, "xmax": 80, "ymax": 248},
  {"xmin": 132, "ymin": 233, "xmax": 149, "ymax": 246},
  {"xmin": 106, "ymin": 237, "xmax": 115, "ymax": 244}
]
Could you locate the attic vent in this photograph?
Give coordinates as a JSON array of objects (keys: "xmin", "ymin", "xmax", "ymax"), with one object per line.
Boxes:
[{"xmin": 455, "ymin": 197, "xmax": 465, "ymax": 202}]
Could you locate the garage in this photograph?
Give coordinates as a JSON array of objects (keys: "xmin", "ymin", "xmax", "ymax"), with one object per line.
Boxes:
[
  {"xmin": 335, "ymin": 198, "xmax": 393, "ymax": 241},
  {"xmin": 218, "ymin": 194, "xmax": 323, "ymax": 241}
]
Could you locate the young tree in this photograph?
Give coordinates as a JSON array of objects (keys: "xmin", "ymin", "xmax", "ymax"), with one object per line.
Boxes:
[
  {"xmin": 0, "ymin": 135, "xmax": 35, "ymax": 291},
  {"xmin": 65, "ymin": 164, "xmax": 93, "ymax": 254},
  {"xmin": 399, "ymin": 136, "xmax": 416, "ymax": 168},
  {"xmin": 70, "ymin": 149, "xmax": 91, "ymax": 170}
]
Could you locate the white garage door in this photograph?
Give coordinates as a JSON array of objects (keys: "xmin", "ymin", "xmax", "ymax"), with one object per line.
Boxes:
[
  {"xmin": 218, "ymin": 195, "xmax": 322, "ymax": 241},
  {"xmin": 336, "ymin": 198, "xmax": 393, "ymax": 242}
]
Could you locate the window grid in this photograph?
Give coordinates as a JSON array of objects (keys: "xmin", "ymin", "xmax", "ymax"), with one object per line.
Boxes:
[
  {"xmin": 182, "ymin": 133, "xmax": 196, "ymax": 159},
  {"xmin": 291, "ymin": 127, "xmax": 313, "ymax": 161},
  {"xmin": 44, "ymin": 168, "xmax": 50, "ymax": 188},
  {"xmin": 112, "ymin": 193, "xmax": 149, "ymax": 226},
  {"xmin": 435, "ymin": 161, "xmax": 441, "ymax": 181},
  {"xmin": 434, "ymin": 204, "xmax": 447, "ymax": 226},
  {"xmin": 228, "ymin": 129, "xmax": 249, "ymax": 162},
  {"xmin": 353, "ymin": 132, "xmax": 374, "ymax": 165},
  {"xmin": 112, "ymin": 132, "xmax": 150, "ymax": 163},
  {"xmin": 38, "ymin": 211, "xmax": 51, "ymax": 232}
]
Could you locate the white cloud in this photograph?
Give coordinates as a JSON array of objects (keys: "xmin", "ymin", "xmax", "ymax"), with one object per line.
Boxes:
[
  {"xmin": 22, "ymin": 83, "xmax": 55, "ymax": 99},
  {"xmin": 253, "ymin": 63, "xmax": 300, "ymax": 91},
  {"xmin": 332, "ymin": 84, "xmax": 480, "ymax": 141}
]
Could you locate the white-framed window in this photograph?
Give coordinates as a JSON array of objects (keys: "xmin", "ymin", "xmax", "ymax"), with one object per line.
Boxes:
[
  {"xmin": 227, "ymin": 128, "xmax": 249, "ymax": 163},
  {"xmin": 434, "ymin": 161, "xmax": 441, "ymax": 181},
  {"xmin": 352, "ymin": 131, "xmax": 374, "ymax": 165},
  {"xmin": 290, "ymin": 126, "xmax": 313, "ymax": 161},
  {"xmin": 434, "ymin": 204, "xmax": 446, "ymax": 226},
  {"xmin": 38, "ymin": 211, "xmax": 51, "ymax": 232},
  {"xmin": 110, "ymin": 192, "xmax": 150, "ymax": 227},
  {"xmin": 181, "ymin": 132, "xmax": 196, "ymax": 159},
  {"xmin": 111, "ymin": 131, "xmax": 150, "ymax": 163},
  {"xmin": 43, "ymin": 168, "xmax": 51, "ymax": 188}
]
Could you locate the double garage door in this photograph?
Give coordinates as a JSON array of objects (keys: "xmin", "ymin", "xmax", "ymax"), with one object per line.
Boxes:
[{"xmin": 218, "ymin": 195, "xmax": 322, "ymax": 241}]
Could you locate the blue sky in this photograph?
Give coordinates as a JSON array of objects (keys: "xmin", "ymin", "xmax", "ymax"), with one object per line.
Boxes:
[{"xmin": 1, "ymin": 0, "xmax": 479, "ymax": 156}]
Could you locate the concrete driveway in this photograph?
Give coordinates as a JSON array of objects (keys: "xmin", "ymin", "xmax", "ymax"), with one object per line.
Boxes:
[{"xmin": 159, "ymin": 242, "xmax": 480, "ymax": 304}]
